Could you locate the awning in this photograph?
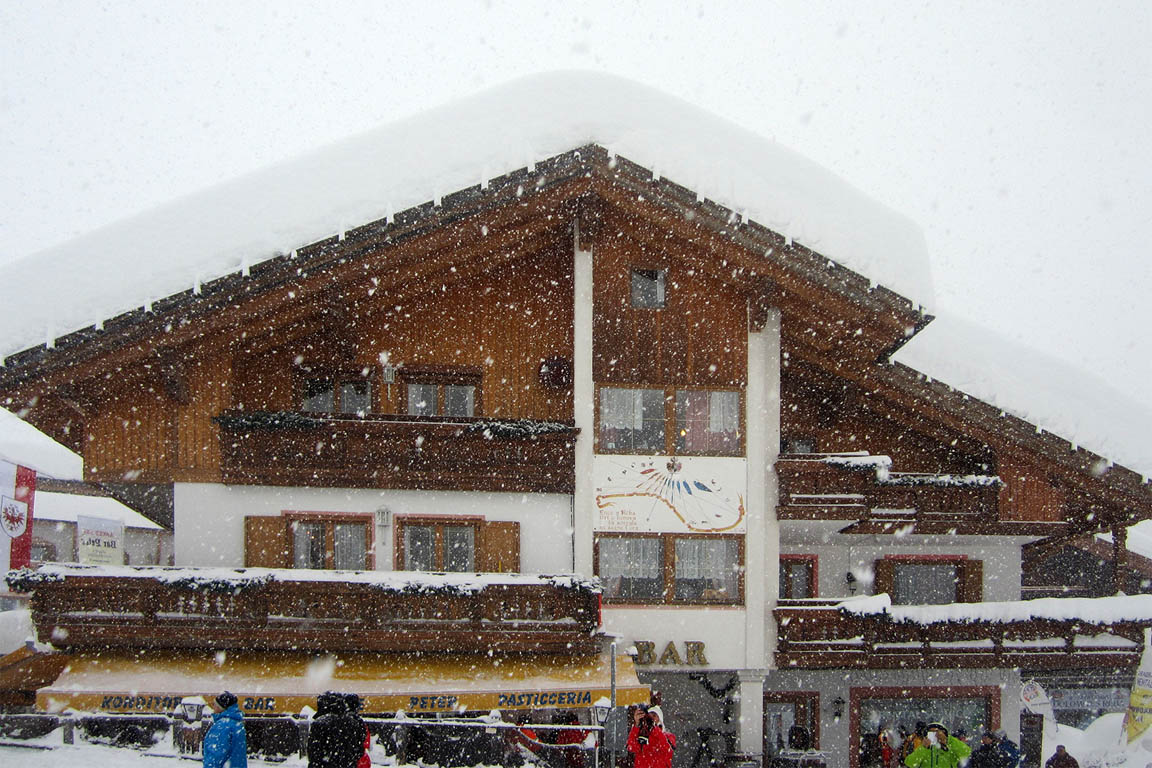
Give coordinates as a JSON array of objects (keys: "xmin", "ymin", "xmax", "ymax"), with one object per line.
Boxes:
[{"xmin": 36, "ymin": 650, "xmax": 649, "ymax": 715}]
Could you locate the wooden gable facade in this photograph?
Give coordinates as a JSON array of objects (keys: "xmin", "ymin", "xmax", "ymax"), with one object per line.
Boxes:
[{"xmin": 0, "ymin": 145, "xmax": 1148, "ymax": 543}]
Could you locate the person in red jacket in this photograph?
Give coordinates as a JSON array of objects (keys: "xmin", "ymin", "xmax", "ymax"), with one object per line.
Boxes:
[{"xmin": 627, "ymin": 706, "xmax": 675, "ymax": 768}]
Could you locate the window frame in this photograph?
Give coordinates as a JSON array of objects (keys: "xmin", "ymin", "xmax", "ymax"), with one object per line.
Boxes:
[
  {"xmin": 296, "ymin": 370, "xmax": 375, "ymax": 415},
  {"xmin": 595, "ymin": 384, "xmax": 744, "ymax": 457},
  {"xmin": 874, "ymin": 555, "xmax": 982, "ymax": 605},
  {"xmin": 282, "ymin": 511, "xmax": 375, "ymax": 571},
  {"xmin": 594, "ymin": 532, "xmax": 744, "ymax": 606},
  {"xmin": 630, "ymin": 267, "xmax": 667, "ymax": 309},
  {"xmin": 779, "ymin": 555, "xmax": 818, "ymax": 600},
  {"xmin": 397, "ymin": 365, "xmax": 483, "ymax": 419},
  {"xmin": 394, "ymin": 516, "xmax": 484, "ymax": 572}
]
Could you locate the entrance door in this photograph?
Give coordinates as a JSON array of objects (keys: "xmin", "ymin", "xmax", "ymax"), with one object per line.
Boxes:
[{"xmin": 763, "ymin": 693, "xmax": 818, "ymax": 759}]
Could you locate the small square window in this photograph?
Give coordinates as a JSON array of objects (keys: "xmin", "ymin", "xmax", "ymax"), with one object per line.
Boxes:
[{"xmin": 631, "ymin": 268, "xmax": 666, "ymax": 308}]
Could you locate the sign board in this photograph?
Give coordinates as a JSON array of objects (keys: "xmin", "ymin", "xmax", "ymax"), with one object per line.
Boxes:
[
  {"xmin": 0, "ymin": 460, "xmax": 36, "ymax": 573},
  {"xmin": 77, "ymin": 515, "xmax": 124, "ymax": 565},
  {"xmin": 592, "ymin": 455, "xmax": 746, "ymax": 533}
]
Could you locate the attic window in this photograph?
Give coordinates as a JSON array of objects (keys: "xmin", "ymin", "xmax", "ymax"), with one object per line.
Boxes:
[
  {"xmin": 631, "ymin": 268, "xmax": 666, "ymax": 308},
  {"xmin": 301, "ymin": 376, "xmax": 373, "ymax": 415}
]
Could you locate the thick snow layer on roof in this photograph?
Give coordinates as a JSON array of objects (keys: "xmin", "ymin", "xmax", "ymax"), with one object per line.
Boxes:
[
  {"xmin": 841, "ymin": 592, "xmax": 1152, "ymax": 624},
  {"xmin": 895, "ymin": 311, "xmax": 1152, "ymax": 479},
  {"xmin": 34, "ymin": 491, "xmax": 160, "ymax": 530},
  {"xmin": 0, "ymin": 408, "xmax": 82, "ymax": 480},
  {"xmin": 0, "ymin": 71, "xmax": 933, "ymax": 360}
]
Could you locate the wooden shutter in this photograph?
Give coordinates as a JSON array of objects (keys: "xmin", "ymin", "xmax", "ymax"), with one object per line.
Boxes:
[
  {"xmin": 244, "ymin": 516, "xmax": 289, "ymax": 568},
  {"xmin": 959, "ymin": 559, "xmax": 983, "ymax": 602},
  {"xmin": 873, "ymin": 558, "xmax": 894, "ymax": 598},
  {"xmin": 480, "ymin": 521, "xmax": 520, "ymax": 573}
]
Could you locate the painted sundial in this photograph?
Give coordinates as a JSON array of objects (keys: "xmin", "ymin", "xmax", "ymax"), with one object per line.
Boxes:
[{"xmin": 592, "ymin": 455, "xmax": 746, "ymax": 533}]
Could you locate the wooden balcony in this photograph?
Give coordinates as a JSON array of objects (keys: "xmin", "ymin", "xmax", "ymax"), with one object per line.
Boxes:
[
  {"xmin": 774, "ymin": 454, "xmax": 1061, "ymax": 535},
  {"xmin": 774, "ymin": 596, "xmax": 1149, "ymax": 671},
  {"xmin": 9, "ymin": 564, "xmax": 603, "ymax": 655},
  {"xmin": 216, "ymin": 411, "xmax": 578, "ymax": 493}
]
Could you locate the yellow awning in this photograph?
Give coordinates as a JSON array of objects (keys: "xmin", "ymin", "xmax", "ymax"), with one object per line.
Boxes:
[{"xmin": 36, "ymin": 650, "xmax": 649, "ymax": 715}]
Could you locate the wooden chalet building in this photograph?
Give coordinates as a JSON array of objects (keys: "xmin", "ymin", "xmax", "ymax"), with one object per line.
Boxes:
[{"xmin": 2, "ymin": 73, "xmax": 1151, "ymax": 766}]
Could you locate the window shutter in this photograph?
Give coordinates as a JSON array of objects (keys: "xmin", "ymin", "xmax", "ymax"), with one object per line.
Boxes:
[
  {"xmin": 873, "ymin": 558, "xmax": 894, "ymax": 598},
  {"xmin": 959, "ymin": 559, "xmax": 983, "ymax": 603},
  {"xmin": 244, "ymin": 516, "xmax": 289, "ymax": 568},
  {"xmin": 480, "ymin": 521, "xmax": 520, "ymax": 573}
]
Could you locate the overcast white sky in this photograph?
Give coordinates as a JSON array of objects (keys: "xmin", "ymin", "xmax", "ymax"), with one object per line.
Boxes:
[{"xmin": 2, "ymin": 1, "xmax": 1150, "ymax": 412}]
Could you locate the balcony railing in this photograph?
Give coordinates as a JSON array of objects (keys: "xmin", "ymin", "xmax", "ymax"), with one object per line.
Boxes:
[
  {"xmin": 774, "ymin": 595, "xmax": 1150, "ymax": 670},
  {"xmin": 776, "ymin": 453, "xmax": 1012, "ymax": 533},
  {"xmin": 216, "ymin": 411, "xmax": 578, "ymax": 493},
  {"xmin": 9, "ymin": 564, "xmax": 603, "ymax": 655}
]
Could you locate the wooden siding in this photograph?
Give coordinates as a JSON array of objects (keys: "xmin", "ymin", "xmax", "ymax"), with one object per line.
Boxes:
[
  {"xmin": 592, "ymin": 214, "xmax": 748, "ymax": 388},
  {"xmin": 84, "ymin": 378, "xmax": 170, "ymax": 480},
  {"xmin": 232, "ymin": 242, "xmax": 573, "ymax": 422},
  {"xmin": 781, "ymin": 359, "xmax": 993, "ymax": 475},
  {"xmin": 998, "ymin": 453, "xmax": 1067, "ymax": 521}
]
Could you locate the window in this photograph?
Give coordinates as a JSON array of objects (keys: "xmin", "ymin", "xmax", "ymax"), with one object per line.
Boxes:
[
  {"xmin": 598, "ymin": 386, "xmax": 743, "ymax": 456},
  {"xmin": 399, "ymin": 367, "xmax": 481, "ymax": 418},
  {"xmin": 779, "ymin": 556, "xmax": 817, "ymax": 599},
  {"xmin": 30, "ymin": 538, "xmax": 58, "ymax": 563},
  {"xmin": 631, "ymin": 268, "xmax": 666, "ymax": 308},
  {"xmin": 595, "ymin": 533, "xmax": 743, "ymax": 605},
  {"xmin": 286, "ymin": 513, "xmax": 372, "ymax": 570},
  {"xmin": 395, "ymin": 518, "xmax": 480, "ymax": 572},
  {"xmin": 599, "ymin": 387, "xmax": 665, "ymax": 453},
  {"xmin": 873, "ymin": 556, "xmax": 982, "ymax": 605},
  {"xmin": 301, "ymin": 375, "xmax": 373, "ymax": 415},
  {"xmin": 676, "ymin": 390, "xmax": 740, "ymax": 455}
]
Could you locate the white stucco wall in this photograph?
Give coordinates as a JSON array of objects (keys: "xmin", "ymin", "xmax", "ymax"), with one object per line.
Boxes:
[
  {"xmin": 173, "ymin": 483, "xmax": 572, "ymax": 573},
  {"xmin": 602, "ymin": 606, "xmax": 748, "ymax": 671},
  {"xmin": 780, "ymin": 521, "xmax": 1027, "ymax": 602}
]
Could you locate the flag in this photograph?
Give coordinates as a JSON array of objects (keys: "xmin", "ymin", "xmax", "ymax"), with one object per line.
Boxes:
[{"xmin": 0, "ymin": 459, "xmax": 36, "ymax": 574}]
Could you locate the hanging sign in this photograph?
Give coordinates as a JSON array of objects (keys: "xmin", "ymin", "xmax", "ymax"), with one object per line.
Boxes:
[
  {"xmin": 0, "ymin": 460, "xmax": 36, "ymax": 573},
  {"xmin": 77, "ymin": 515, "xmax": 124, "ymax": 565}
]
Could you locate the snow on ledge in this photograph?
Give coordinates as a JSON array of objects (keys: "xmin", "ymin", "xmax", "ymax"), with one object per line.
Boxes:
[
  {"xmin": 839, "ymin": 592, "xmax": 1152, "ymax": 625},
  {"xmin": 0, "ymin": 71, "xmax": 933, "ymax": 360},
  {"xmin": 7, "ymin": 563, "xmax": 600, "ymax": 595}
]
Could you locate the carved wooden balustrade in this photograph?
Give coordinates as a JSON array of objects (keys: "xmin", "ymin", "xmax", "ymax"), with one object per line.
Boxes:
[
  {"xmin": 9, "ymin": 565, "xmax": 602, "ymax": 654},
  {"xmin": 216, "ymin": 411, "xmax": 578, "ymax": 493},
  {"xmin": 775, "ymin": 454, "xmax": 1016, "ymax": 534},
  {"xmin": 774, "ymin": 598, "xmax": 1148, "ymax": 671}
]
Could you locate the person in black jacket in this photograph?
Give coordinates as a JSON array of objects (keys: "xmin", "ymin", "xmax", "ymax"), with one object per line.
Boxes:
[{"xmin": 308, "ymin": 691, "xmax": 366, "ymax": 768}]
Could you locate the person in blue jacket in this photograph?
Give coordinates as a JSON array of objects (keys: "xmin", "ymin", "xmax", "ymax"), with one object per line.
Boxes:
[{"xmin": 203, "ymin": 691, "xmax": 248, "ymax": 768}]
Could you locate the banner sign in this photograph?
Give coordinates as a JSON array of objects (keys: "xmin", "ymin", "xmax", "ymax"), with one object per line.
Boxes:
[
  {"xmin": 1126, "ymin": 629, "xmax": 1152, "ymax": 743},
  {"xmin": 41, "ymin": 685, "xmax": 649, "ymax": 715},
  {"xmin": 592, "ymin": 455, "xmax": 746, "ymax": 533},
  {"xmin": 0, "ymin": 460, "xmax": 36, "ymax": 574},
  {"xmin": 77, "ymin": 515, "xmax": 124, "ymax": 565}
]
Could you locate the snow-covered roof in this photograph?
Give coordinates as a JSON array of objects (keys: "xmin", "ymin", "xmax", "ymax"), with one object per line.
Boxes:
[
  {"xmin": 0, "ymin": 407, "xmax": 82, "ymax": 480},
  {"xmin": 33, "ymin": 491, "xmax": 161, "ymax": 530},
  {"xmin": 894, "ymin": 312, "xmax": 1152, "ymax": 480},
  {"xmin": 0, "ymin": 71, "xmax": 933, "ymax": 361}
]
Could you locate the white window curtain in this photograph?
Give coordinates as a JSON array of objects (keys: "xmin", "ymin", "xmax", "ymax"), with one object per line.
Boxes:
[
  {"xmin": 675, "ymin": 538, "xmax": 737, "ymax": 591},
  {"xmin": 601, "ymin": 537, "xmax": 661, "ymax": 578}
]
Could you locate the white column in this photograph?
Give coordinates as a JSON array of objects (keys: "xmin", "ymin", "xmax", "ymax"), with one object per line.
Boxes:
[
  {"xmin": 737, "ymin": 669, "xmax": 767, "ymax": 758},
  {"xmin": 762, "ymin": 309, "xmax": 782, "ymax": 663},
  {"xmin": 746, "ymin": 308, "xmax": 782, "ymax": 669},
  {"xmin": 572, "ymin": 227, "xmax": 595, "ymax": 576},
  {"xmin": 745, "ymin": 317, "xmax": 767, "ymax": 669}
]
